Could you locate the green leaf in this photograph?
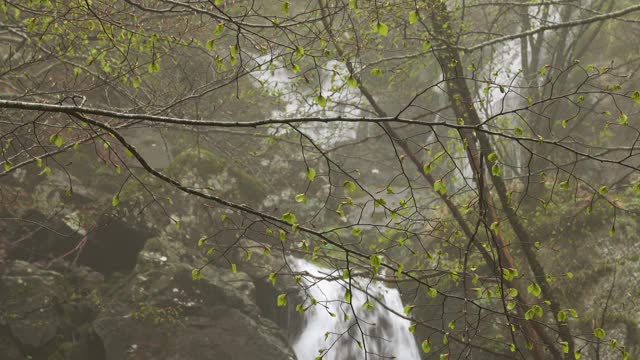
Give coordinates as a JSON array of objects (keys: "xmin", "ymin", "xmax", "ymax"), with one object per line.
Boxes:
[
  {"xmin": 348, "ymin": 0, "xmax": 357, "ymax": 9},
  {"xmin": 370, "ymin": 68, "xmax": 382, "ymax": 77},
  {"xmin": 560, "ymin": 341, "xmax": 569, "ymax": 354},
  {"xmin": 35, "ymin": 158, "xmax": 43, "ymax": 167},
  {"xmin": 191, "ymin": 269, "xmax": 201, "ymax": 280},
  {"xmin": 197, "ymin": 237, "xmax": 206, "ymax": 246},
  {"xmin": 370, "ymin": 255, "xmax": 382, "ymax": 274},
  {"xmin": 618, "ymin": 113, "xmax": 628, "ymax": 126},
  {"xmin": 132, "ymin": 76, "xmax": 142, "ymax": 89},
  {"xmin": 427, "ymin": 287, "xmax": 437, "ymax": 298},
  {"xmin": 4, "ymin": 161, "xmax": 11, "ymax": 172},
  {"xmin": 269, "ymin": 272, "xmax": 277, "ymax": 286},
  {"xmin": 315, "ymin": 94, "xmax": 327, "ymax": 108},
  {"xmin": 491, "ymin": 163, "xmax": 501, "ymax": 176},
  {"xmin": 346, "ymin": 75, "xmax": 358, "ymax": 88},
  {"xmin": 351, "ymin": 227, "xmax": 362, "ymax": 237},
  {"xmin": 559, "ymin": 180, "xmax": 570, "ymax": 190},
  {"xmin": 423, "ymin": 163, "xmax": 432, "ymax": 174},
  {"xmin": 574, "ymin": 350, "xmax": 581, "ymax": 359},
  {"xmin": 594, "ymin": 328, "xmax": 606, "ymax": 339},
  {"xmin": 230, "ymin": 45, "xmax": 239, "ymax": 56},
  {"xmin": 490, "ymin": 221, "xmax": 500, "ymax": 235},
  {"xmin": 507, "ymin": 288, "xmax": 518, "ymax": 298},
  {"xmin": 279, "ymin": 229, "xmax": 286, "ymax": 242},
  {"xmin": 294, "ymin": 46, "xmax": 304, "ymax": 58},
  {"xmin": 112, "ymin": 195, "xmax": 120, "ymax": 207},
  {"xmin": 434, "ymin": 179, "xmax": 447, "ymax": 195},
  {"xmin": 343, "ymin": 180, "xmax": 356, "ymax": 192},
  {"xmin": 557, "ymin": 310, "xmax": 567, "ymax": 322},
  {"xmin": 375, "ymin": 22, "xmax": 388, "ymax": 36},
  {"xmin": 281, "ymin": 212, "xmax": 297, "ymax": 225},
  {"xmin": 38, "ymin": 166, "xmax": 51, "ymax": 176},
  {"xmin": 568, "ymin": 308, "xmax": 578, "ymax": 318},
  {"xmin": 206, "ymin": 39, "xmax": 215, "ymax": 51},
  {"xmin": 49, "ymin": 134, "xmax": 63, "ymax": 147},
  {"xmin": 525, "ymin": 308, "xmax": 534, "ymax": 320},
  {"xmin": 533, "ymin": 305, "xmax": 543, "ymax": 318},
  {"xmin": 487, "ymin": 152, "xmax": 498, "ymax": 162},
  {"xmin": 215, "ymin": 23, "xmax": 224, "ymax": 35},
  {"xmin": 295, "ymin": 193, "xmax": 306, "ymax": 203},
  {"xmin": 408, "ymin": 323, "xmax": 416, "ymax": 333},
  {"xmin": 422, "ymin": 40, "xmax": 431, "ymax": 50},
  {"xmin": 598, "ymin": 186, "xmax": 609, "ymax": 195},
  {"xmin": 527, "ymin": 282, "xmax": 542, "ymax": 297},
  {"xmin": 147, "ymin": 62, "xmax": 160, "ymax": 73},
  {"xmin": 403, "ymin": 304, "xmax": 415, "ymax": 315},
  {"xmin": 306, "ymin": 167, "xmax": 316, "ymax": 181},
  {"xmin": 408, "ymin": 11, "xmax": 418, "ymax": 24},
  {"xmin": 281, "ymin": 1, "xmax": 289, "ymax": 14},
  {"xmin": 277, "ymin": 293, "xmax": 287, "ymax": 307},
  {"xmin": 448, "ymin": 320, "xmax": 456, "ymax": 330},
  {"xmin": 632, "ymin": 90, "xmax": 640, "ymax": 105},
  {"xmin": 421, "ymin": 339, "xmax": 431, "ymax": 353},
  {"xmin": 231, "ymin": 263, "xmax": 237, "ymax": 273},
  {"xmin": 292, "ymin": 63, "xmax": 300, "ymax": 73},
  {"xmin": 514, "ymin": 127, "xmax": 524, "ymax": 136},
  {"xmin": 566, "ymin": 272, "xmax": 574, "ymax": 279},
  {"xmin": 344, "ymin": 289, "xmax": 352, "ymax": 303},
  {"xmin": 509, "ymin": 343, "xmax": 516, "ymax": 352}
]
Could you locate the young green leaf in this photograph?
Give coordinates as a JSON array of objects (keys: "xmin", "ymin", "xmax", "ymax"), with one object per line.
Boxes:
[
  {"xmin": 618, "ymin": 113, "xmax": 628, "ymax": 126},
  {"xmin": 408, "ymin": 11, "xmax": 418, "ymax": 24},
  {"xmin": 306, "ymin": 167, "xmax": 316, "ymax": 181},
  {"xmin": 346, "ymin": 75, "xmax": 358, "ymax": 88},
  {"xmin": 527, "ymin": 282, "xmax": 542, "ymax": 297},
  {"xmin": 277, "ymin": 293, "xmax": 287, "ymax": 306},
  {"xmin": 421, "ymin": 339, "xmax": 431, "ymax": 353},
  {"xmin": 281, "ymin": 212, "xmax": 297, "ymax": 225},
  {"xmin": 343, "ymin": 180, "xmax": 356, "ymax": 192},
  {"xmin": 375, "ymin": 22, "xmax": 388, "ymax": 36},
  {"xmin": 370, "ymin": 255, "xmax": 382, "ymax": 274},
  {"xmin": 315, "ymin": 94, "xmax": 327, "ymax": 108},
  {"xmin": 191, "ymin": 269, "xmax": 201, "ymax": 280},
  {"xmin": 557, "ymin": 310, "xmax": 567, "ymax": 322},
  {"xmin": 403, "ymin": 304, "xmax": 415, "ymax": 315},
  {"xmin": 594, "ymin": 328, "xmax": 606, "ymax": 339}
]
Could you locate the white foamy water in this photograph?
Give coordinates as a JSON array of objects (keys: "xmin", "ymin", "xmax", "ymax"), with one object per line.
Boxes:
[{"xmin": 288, "ymin": 257, "xmax": 420, "ymax": 360}]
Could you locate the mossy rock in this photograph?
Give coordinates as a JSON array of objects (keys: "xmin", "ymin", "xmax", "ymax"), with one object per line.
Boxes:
[{"xmin": 166, "ymin": 148, "xmax": 267, "ymax": 204}]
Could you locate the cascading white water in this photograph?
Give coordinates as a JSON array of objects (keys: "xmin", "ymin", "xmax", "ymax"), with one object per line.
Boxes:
[{"xmin": 288, "ymin": 257, "xmax": 421, "ymax": 360}]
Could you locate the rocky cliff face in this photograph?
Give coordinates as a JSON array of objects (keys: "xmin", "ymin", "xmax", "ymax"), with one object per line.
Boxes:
[{"xmin": 0, "ymin": 234, "xmax": 297, "ymax": 360}]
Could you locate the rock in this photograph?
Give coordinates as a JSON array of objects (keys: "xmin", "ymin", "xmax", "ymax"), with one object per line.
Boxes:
[
  {"xmin": 91, "ymin": 235, "xmax": 296, "ymax": 360},
  {"xmin": 0, "ymin": 260, "xmax": 105, "ymax": 359}
]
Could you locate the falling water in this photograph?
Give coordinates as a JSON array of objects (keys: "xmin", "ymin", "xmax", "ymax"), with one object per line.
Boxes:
[{"xmin": 288, "ymin": 257, "xmax": 421, "ymax": 360}]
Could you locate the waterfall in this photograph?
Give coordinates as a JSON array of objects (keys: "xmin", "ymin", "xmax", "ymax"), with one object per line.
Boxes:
[{"xmin": 288, "ymin": 257, "xmax": 421, "ymax": 360}]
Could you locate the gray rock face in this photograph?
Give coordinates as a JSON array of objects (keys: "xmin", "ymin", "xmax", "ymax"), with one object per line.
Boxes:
[{"xmin": 0, "ymin": 235, "xmax": 296, "ymax": 360}]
